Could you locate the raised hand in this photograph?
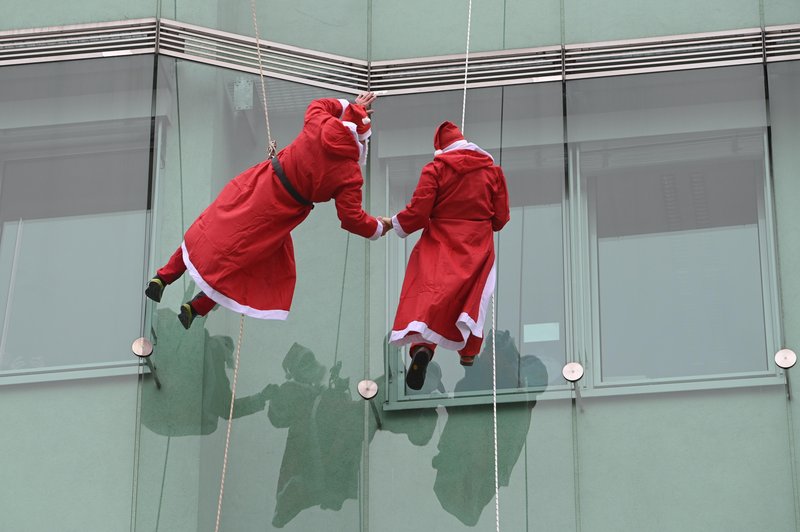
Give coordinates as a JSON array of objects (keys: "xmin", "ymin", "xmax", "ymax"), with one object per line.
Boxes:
[{"xmin": 355, "ymin": 91, "xmax": 377, "ymax": 114}]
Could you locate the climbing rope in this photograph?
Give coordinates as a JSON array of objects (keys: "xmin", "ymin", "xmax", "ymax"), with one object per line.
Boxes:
[
  {"xmin": 459, "ymin": 0, "xmax": 501, "ymax": 530},
  {"xmin": 250, "ymin": 0, "xmax": 276, "ymax": 158},
  {"xmin": 214, "ymin": 313, "xmax": 245, "ymax": 532},
  {"xmin": 214, "ymin": 1, "xmax": 278, "ymax": 530}
]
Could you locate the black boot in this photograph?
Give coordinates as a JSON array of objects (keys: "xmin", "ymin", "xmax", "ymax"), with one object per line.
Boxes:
[
  {"xmin": 178, "ymin": 303, "xmax": 198, "ymax": 330},
  {"xmin": 145, "ymin": 276, "xmax": 165, "ymax": 303},
  {"xmin": 406, "ymin": 346, "xmax": 432, "ymax": 391}
]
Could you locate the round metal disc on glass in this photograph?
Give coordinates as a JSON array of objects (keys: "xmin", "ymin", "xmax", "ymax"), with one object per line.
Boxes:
[
  {"xmin": 132, "ymin": 337, "xmax": 153, "ymax": 358},
  {"xmin": 357, "ymin": 379, "xmax": 379, "ymax": 400},
  {"xmin": 775, "ymin": 349, "xmax": 797, "ymax": 370},
  {"xmin": 562, "ymin": 362, "xmax": 584, "ymax": 382}
]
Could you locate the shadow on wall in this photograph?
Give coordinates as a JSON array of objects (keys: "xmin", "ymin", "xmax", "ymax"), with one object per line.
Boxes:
[
  {"xmin": 140, "ymin": 301, "xmax": 547, "ymax": 528},
  {"xmin": 266, "ymin": 342, "xmax": 440, "ymax": 527},
  {"xmin": 433, "ymin": 330, "xmax": 549, "ymax": 526},
  {"xmin": 140, "ymin": 287, "xmax": 271, "ymax": 437}
]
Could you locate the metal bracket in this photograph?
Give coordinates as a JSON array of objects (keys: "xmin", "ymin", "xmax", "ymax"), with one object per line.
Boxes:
[
  {"xmin": 132, "ymin": 337, "xmax": 161, "ymax": 389},
  {"xmin": 358, "ymin": 379, "xmax": 382, "ymax": 429},
  {"xmin": 562, "ymin": 362, "xmax": 585, "ymax": 412},
  {"xmin": 775, "ymin": 349, "xmax": 796, "ymax": 401}
]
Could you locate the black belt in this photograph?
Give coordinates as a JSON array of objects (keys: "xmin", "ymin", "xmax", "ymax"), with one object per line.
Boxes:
[{"xmin": 271, "ymin": 156, "xmax": 313, "ymax": 209}]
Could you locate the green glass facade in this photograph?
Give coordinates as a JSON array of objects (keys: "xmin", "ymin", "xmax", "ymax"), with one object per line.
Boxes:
[{"xmin": 2, "ymin": 2, "xmax": 800, "ymax": 531}]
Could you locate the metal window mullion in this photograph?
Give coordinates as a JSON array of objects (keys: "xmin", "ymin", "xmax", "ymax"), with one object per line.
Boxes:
[{"xmin": 760, "ymin": 131, "xmax": 782, "ymax": 372}]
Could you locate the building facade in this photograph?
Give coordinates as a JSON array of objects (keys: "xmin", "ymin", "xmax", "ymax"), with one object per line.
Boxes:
[{"xmin": 2, "ymin": 1, "xmax": 800, "ymax": 530}]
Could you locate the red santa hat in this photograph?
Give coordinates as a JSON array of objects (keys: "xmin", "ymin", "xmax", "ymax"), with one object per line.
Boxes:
[
  {"xmin": 433, "ymin": 121, "xmax": 465, "ymax": 154},
  {"xmin": 341, "ymin": 103, "xmax": 372, "ymax": 141}
]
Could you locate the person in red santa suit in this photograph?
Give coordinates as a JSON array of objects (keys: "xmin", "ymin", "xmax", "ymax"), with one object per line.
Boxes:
[
  {"xmin": 145, "ymin": 92, "xmax": 391, "ymax": 329},
  {"xmin": 386, "ymin": 121, "xmax": 510, "ymax": 390}
]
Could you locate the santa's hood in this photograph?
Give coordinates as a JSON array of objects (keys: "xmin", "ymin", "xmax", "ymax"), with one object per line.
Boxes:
[
  {"xmin": 321, "ymin": 118, "xmax": 361, "ymax": 161},
  {"xmin": 434, "ymin": 139, "xmax": 494, "ymax": 173}
]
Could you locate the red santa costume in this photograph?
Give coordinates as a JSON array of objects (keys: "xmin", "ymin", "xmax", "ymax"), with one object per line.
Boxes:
[
  {"xmin": 152, "ymin": 98, "xmax": 384, "ymax": 322},
  {"xmin": 389, "ymin": 121, "xmax": 510, "ymax": 365}
]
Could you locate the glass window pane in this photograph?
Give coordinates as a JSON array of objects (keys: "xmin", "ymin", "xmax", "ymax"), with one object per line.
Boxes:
[
  {"xmin": 374, "ymin": 84, "xmax": 564, "ymax": 403},
  {"xmin": 495, "ymin": 83, "xmax": 567, "ymax": 392},
  {"xmin": 567, "ymin": 65, "xmax": 774, "ymax": 384},
  {"xmin": 0, "ymin": 56, "xmax": 153, "ymax": 374}
]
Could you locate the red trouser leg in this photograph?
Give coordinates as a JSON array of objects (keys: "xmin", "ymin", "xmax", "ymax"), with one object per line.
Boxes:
[
  {"xmin": 156, "ymin": 247, "xmax": 187, "ymax": 284},
  {"xmin": 410, "ymin": 342, "xmax": 436, "ymax": 358},
  {"xmin": 189, "ymin": 292, "xmax": 217, "ymax": 317},
  {"xmin": 458, "ymin": 334, "xmax": 483, "ymax": 365}
]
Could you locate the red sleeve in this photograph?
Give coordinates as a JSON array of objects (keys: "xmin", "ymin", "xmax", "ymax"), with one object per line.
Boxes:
[
  {"xmin": 333, "ymin": 165, "xmax": 382, "ymax": 240},
  {"xmin": 392, "ymin": 162, "xmax": 439, "ymax": 238},
  {"xmin": 304, "ymin": 98, "xmax": 349, "ymax": 124},
  {"xmin": 491, "ymin": 167, "xmax": 510, "ymax": 231}
]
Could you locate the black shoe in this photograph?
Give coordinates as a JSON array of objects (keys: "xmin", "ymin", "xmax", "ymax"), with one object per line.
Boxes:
[
  {"xmin": 406, "ymin": 347, "xmax": 432, "ymax": 391},
  {"xmin": 178, "ymin": 303, "xmax": 197, "ymax": 330},
  {"xmin": 145, "ymin": 276, "xmax": 165, "ymax": 303}
]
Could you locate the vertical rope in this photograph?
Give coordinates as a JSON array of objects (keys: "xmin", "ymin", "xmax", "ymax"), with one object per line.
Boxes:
[
  {"xmin": 460, "ymin": 0, "xmax": 474, "ymax": 133},
  {"xmin": 492, "ymin": 291, "xmax": 500, "ymax": 532},
  {"xmin": 459, "ymin": 0, "xmax": 499, "ymax": 529},
  {"xmin": 214, "ymin": 313, "xmax": 246, "ymax": 532},
  {"xmin": 212, "ymin": 3, "xmax": 275, "ymax": 529},
  {"xmin": 250, "ymin": 0, "xmax": 276, "ymax": 157}
]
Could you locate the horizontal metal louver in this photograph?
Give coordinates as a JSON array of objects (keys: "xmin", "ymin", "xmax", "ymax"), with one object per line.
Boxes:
[
  {"xmin": 158, "ymin": 19, "xmax": 369, "ymax": 93},
  {"xmin": 2, "ymin": 19, "xmax": 800, "ymax": 93},
  {"xmin": 369, "ymin": 46, "xmax": 563, "ymax": 94},
  {"xmin": 765, "ymin": 25, "xmax": 800, "ymax": 62},
  {"xmin": 0, "ymin": 19, "xmax": 157, "ymax": 66},
  {"xmin": 564, "ymin": 29, "xmax": 764, "ymax": 80}
]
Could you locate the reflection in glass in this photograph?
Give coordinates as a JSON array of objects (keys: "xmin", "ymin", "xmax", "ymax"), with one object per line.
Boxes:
[
  {"xmin": 0, "ymin": 56, "xmax": 153, "ymax": 373},
  {"xmin": 376, "ymin": 84, "xmax": 565, "ymax": 403},
  {"xmin": 567, "ymin": 66, "xmax": 774, "ymax": 384},
  {"xmin": 433, "ymin": 331, "xmax": 548, "ymax": 525}
]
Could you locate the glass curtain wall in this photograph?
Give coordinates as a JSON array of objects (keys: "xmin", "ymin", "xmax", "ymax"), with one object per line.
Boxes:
[
  {"xmin": 567, "ymin": 65, "xmax": 796, "ymax": 531},
  {"xmin": 0, "ymin": 55, "xmax": 155, "ymax": 531},
  {"xmin": 134, "ymin": 61, "xmax": 799, "ymax": 532},
  {"xmin": 134, "ymin": 58, "xmax": 369, "ymax": 532},
  {"xmin": 0, "ymin": 56, "xmax": 154, "ymax": 381}
]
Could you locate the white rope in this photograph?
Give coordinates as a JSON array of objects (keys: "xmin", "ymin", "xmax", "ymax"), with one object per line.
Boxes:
[
  {"xmin": 214, "ymin": 313, "xmax": 245, "ymax": 532},
  {"xmin": 214, "ymin": 3, "xmax": 277, "ymax": 529},
  {"xmin": 250, "ymin": 0, "xmax": 276, "ymax": 158},
  {"xmin": 460, "ymin": 0, "xmax": 473, "ymax": 133},
  {"xmin": 491, "ymin": 292, "xmax": 500, "ymax": 532},
  {"xmin": 458, "ymin": 0, "xmax": 500, "ymax": 529}
]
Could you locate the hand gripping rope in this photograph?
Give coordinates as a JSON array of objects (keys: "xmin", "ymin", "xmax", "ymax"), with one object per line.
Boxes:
[
  {"xmin": 213, "ymin": 1, "xmax": 276, "ymax": 531},
  {"xmin": 459, "ymin": 1, "xmax": 501, "ymax": 531}
]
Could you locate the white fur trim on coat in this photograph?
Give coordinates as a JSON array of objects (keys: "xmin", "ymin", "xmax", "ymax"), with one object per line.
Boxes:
[
  {"xmin": 391, "ymin": 215, "xmax": 409, "ymax": 238},
  {"xmin": 389, "ymin": 263, "xmax": 496, "ymax": 351},
  {"xmin": 337, "ymin": 98, "xmax": 350, "ymax": 118},
  {"xmin": 181, "ymin": 242, "xmax": 289, "ymax": 320},
  {"xmin": 434, "ymin": 139, "xmax": 494, "ymax": 162},
  {"xmin": 369, "ymin": 217, "xmax": 383, "ymax": 240}
]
